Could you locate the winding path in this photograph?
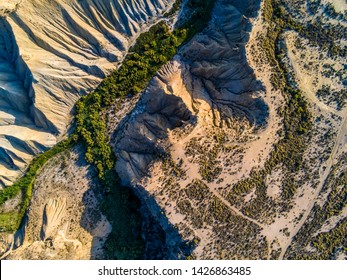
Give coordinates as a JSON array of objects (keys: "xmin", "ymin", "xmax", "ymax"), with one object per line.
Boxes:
[{"xmin": 278, "ymin": 109, "xmax": 347, "ymax": 259}]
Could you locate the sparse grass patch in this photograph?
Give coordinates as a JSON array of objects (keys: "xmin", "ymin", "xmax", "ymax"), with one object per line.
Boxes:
[{"xmin": 286, "ymin": 153, "xmax": 347, "ymax": 259}]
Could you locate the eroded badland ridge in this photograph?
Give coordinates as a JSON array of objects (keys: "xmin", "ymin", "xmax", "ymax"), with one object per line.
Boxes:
[
  {"xmin": 0, "ymin": 0, "xmax": 173, "ymax": 186},
  {"xmin": 0, "ymin": 0, "xmax": 346, "ymax": 259}
]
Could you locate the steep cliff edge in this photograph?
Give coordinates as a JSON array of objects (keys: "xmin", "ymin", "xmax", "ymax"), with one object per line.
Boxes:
[
  {"xmin": 114, "ymin": 0, "xmax": 268, "ymax": 186},
  {"xmin": 2, "ymin": 0, "xmax": 346, "ymax": 260},
  {"xmin": 0, "ymin": 0, "xmax": 174, "ymax": 186},
  {"xmin": 112, "ymin": 0, "xmax": 272, "ymax": 259},
  {"xmin": 110, "ymin": 0, "xmax": 347, "ymax": 259}
]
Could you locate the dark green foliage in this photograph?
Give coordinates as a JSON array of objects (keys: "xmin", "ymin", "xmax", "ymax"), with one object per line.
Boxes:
[
  {"xmin": 307, "ymin": 0, "xmax": 321, "ymax": 15},
  {"xmin": 177, "ymin": 199, "xmax": 194, "ymax": 216},
  {"xmin": 74, "ymin": 0, "xmax": 216, "ymax": 259},
  {"xmin": 0, "ymin": 0, "xmax": 217, "ymax": 257},
  {"xmin": 324, "ymin": 3, "xmax": 339, "ymax": 19},
  {"xmin": 163, "ymin": 0, "xmax": 183, "ymax": 17},
  {"xmin": 176, "ymin": 180, "xmax": 267, "ymax": 258},
  {"xmin": 265, "ymin": 0, "xmax": 347, "ymax": 59},
  {"xmin": 76, "ymin": 23, "xmax": 177, "ymax": 180},
  {"xmin": 185, "ymin": 138, "xmax": 223, "ymax": 182},
  {"xmin": 185, "ymin": 179, "xmax": 210, "ymax": 202},
  {"xmin": 176, "ymin": 0, "xmax": 216, "ymax": 41},
  {"xmin": 100, "ymin": 170, "xmax": 144, "ymax": 259},
  {"xmin": 279, "ymin": 0, "xmax": 347, "ymax": 58},
  {"xmin": 309, "ymin": 218, "xmax": 347, "ymax": 259},
  {"xmin": 303, "ymin": 21, "xmax": 347, "ymax": 58},
  {"xmin": 257, "ymin": 0, "xmax": 347, "ymax": 258},
  {"xmin": 161, "ymin": 154, "xmax": 186, "ymax": 178},
  {"xmin": 76, "ymin": 0, "xmax": 216, "ymax": 181}
]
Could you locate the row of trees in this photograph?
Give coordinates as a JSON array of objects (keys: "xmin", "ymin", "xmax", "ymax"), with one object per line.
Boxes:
[
  {"xmin": 74, "ymin": 0, "xmax": 217, "ymax": 259},
  {"xmin": 0, "ymin": 0, "xmax": 217, "ymax": 259},
  {"xmin": 75, "ymin": 0, "xmax": 216, "ymax": 182}
]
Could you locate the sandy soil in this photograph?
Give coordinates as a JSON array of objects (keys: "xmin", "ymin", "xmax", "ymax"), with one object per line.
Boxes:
[{"xmin": 0, "ymin": 146, "xmax": 111, "ymax": 260}]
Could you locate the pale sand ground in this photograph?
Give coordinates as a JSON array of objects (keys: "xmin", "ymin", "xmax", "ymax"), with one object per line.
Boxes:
[
  {"xmin": 142, "ymin": 0, "xmax": 347, "ymax": 259},
  {"xmin": 135, "ymin": 2, "xmax": 286, "ymax": 258},
  {"xmin": 265, "ymin": 167, "xmax": 283, "ymax": 200},
  {"xmin": 1, "ymin": 147, "xmax": 111, "ymax": 260},
  {"xmin": 0, "ymin": 0, "xmax": 21, "ymax": 15},
  {"xmin": 325, "ymin": 0, "xmax": 347, "ymax": 12},
  {"xmin": 274, "ymin": 30, "xmax": 347, "ymax": 259}
]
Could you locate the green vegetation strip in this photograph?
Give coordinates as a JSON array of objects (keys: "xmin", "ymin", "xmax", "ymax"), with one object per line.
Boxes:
[
  {"xmin": 258, "ymin": 0, "xmax": 347, "ymax": 259},
  {"xmin": 0, "ymin": 136, "xmax": 77, "ymax": 232},
  {"xmin": 75, "ymin": 0, "xmax": 216, "ymax": 181},
  {"xmin": 76, "ymin": 0, "xmax": 216, "ymax": 259},
  {"xmin": 0, "ymin": 0, "xmax": 216, "ymax": 259}
]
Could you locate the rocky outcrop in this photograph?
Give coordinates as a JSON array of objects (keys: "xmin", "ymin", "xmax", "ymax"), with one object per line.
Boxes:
[
  {"xmin": 114, "ymin": 61, "xmax": 194, "ymax": 185},
  {"xmin": 0, "ymin": 0, "xmax": 174, "ymax": 186},
  {"xmin": 112, "ymin": 0, "xmax": 269, "ymax": 259},
  {"xmin": 114, "ymin": 0, "xmax": 267, "ymax": 186}
]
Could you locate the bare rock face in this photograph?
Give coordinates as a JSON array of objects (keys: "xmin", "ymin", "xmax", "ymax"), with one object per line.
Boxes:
[
  {"xmin": 112, "ymin": 0, "xmax": 269, "ymax": 259},
  {"xmin": 114, "ymin": 61, "xmax": 194, "ymax": 185},
  {"xmin": 0, "ymin": 0, "xmax": 174, "ymax": 186},
  {"xmin": 114, "ymin": 0, "xmax": 267, "ymax": 186}
]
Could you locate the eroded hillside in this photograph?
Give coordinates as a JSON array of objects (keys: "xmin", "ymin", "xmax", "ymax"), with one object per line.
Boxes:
[
  {"xmin": 111, "ymin": 0, "xmax": 346, "ymax": 259},
  {"xmin": 112, "ymin": 0, "xmax": 276, "ymax": 259},
  {"xmin": 1, "ymin": 0, "xmax": 346, "ymax": 260},
  {"xmin": 0, "ymin": 0, "xmax": 174, "ymax": 186},
  {"xmin": 1, "ymin": 146, "xmax": 110, "ymax": 260}
]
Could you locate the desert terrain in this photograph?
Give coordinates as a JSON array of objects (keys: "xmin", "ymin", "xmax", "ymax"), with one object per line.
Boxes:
[
  {"xmin": 0, "ymin": 0, "xmax": 346, "ymax": 260},
  {"xmin": 0, "ymin": 0, "xmax": 174, "ymax": 186}
]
